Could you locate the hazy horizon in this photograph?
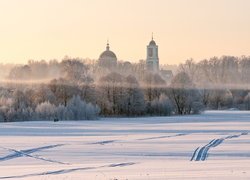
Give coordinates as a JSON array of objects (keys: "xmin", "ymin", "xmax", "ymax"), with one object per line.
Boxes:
[{"xmin": 0, "ymin": 0, "xmax": 250, "ymax": 65}]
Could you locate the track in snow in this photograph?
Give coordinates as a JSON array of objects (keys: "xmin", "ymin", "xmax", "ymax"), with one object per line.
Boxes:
[
  {"xmin": 90, "ymin": 140, "xmax": 117, "ymax": 145},
  {"xmin": 191, "ymin": 132, "xmax": 248, "ymax": 161},
  {"xmin": 0, "ymin": 162, "xmax": 136, "ymax": 179},
  {"xmin": 88, "ymin": 134, "xmax": 188, "ymax": 146},
  {"xmin": 137, "ymin": 133, "xmax": 187, "ymax": 141},
  {"xmin": 0, "ymin": 144, "xmax": 67, "ymax": 164}
]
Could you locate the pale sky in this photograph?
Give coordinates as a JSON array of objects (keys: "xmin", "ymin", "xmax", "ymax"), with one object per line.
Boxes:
[{"xmin": 0, "ymin": 0, "xmax": 250, "ymax": 64}]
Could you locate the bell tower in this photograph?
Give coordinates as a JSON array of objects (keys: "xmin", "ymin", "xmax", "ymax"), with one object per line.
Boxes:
[{"xmin": 146, "ymin": 34, "xmax": 159, "ymax": 72}]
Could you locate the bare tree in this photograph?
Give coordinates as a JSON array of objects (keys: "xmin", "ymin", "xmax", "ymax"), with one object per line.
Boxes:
[{"xmin": 169, "ymin": 72, "xmax": 202, "ymax": 114}]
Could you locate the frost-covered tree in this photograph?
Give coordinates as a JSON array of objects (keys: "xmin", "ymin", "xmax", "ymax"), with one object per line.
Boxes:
[
  {"xmin": 143, "ymin": 73, "xmax": 166, "ymax": 102},
  {"xmin": 169, "ymin": 72, "xmax": 202, "ymax": 114},
  {"xmin": 32, "ymin": 85, "xmax": 56, "ymax": 106},
  {"xmin": 55, "ymin": 104, "xmax": 67, "ymax": 120},
  {"xmin": 230, "ymin": 89, "xmax": 248, "ymax": 108},
  {"xmin": 98, "ymin": 72, "xmax": 126, "ymax": 115},
  {"xmin": 8, "ymin": 65, "xmax": 32, "ymax": 80},
  {"xmin": 124, "ymin": 75, "xmax": 145, "ymax": 116},
  {"xmin": 0, "ymin": 96, "xmax": 12, "ymax": 122},
  {"xmin": 244, "ymin": 92, "xmax": 250, "ymax": 110},
  {"xmin": 2, "ymin": 90, "xmax": 35, "ymax": 121},
  {"xmin": 34, "ymin": 96, "xmax": 100, "ymax": 121},
  {"xmin": 12, "ymin": 90, "xmax": 28, "ymax": 110},
  {"xmin": 61, "ymin": 58, "xmax": 92, "ymax": 84},
  {"xmin": 151, "ymin": 94, "xmax": 173, "ymax": 116},
  {"xmin": 35, "ymin": 101, "xmax": 56, "ymax": 120},
  {"xmin": 179, "ymin": 59, "xmax": 197, "ymax": 82},
  {"xmin": 208, "ymin": 89, "xmax": 233, "ymax": 110},
  {"xmin": 65, "ymin": 96, "xmax": 100, "ymax": 120},
  {"xmin": 49, "ymin": 78, "xmax": 80, "ymax": 106}
]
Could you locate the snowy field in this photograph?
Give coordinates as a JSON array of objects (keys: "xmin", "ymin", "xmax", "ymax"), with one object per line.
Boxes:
[{"xmin": 0, "ymin": 111, "xmax": 250, "ymax": 180}]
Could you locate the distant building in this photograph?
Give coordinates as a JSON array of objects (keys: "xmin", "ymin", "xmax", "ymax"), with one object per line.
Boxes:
[
  {"xmin": 146, "ymin": 35, "xmax": 159, "ymax": 72},
  {"xmin": 98, "ymin": 41, "xmax": 117, "ymax": 69},
  {"xmin": 97, "ymin": 36, "xmax": 173, "ymax": 83}
]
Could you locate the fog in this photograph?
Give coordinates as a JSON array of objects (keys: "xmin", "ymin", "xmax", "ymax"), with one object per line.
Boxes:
[{"xmin": 0, "ymin": 55, "xmax": 250, "ymax": 122}]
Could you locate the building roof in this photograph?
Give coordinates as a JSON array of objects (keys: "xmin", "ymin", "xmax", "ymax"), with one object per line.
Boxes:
[
  {"xmin": 99, "ymin": 43, "xmax": 117, "ymax": 59},
  {"xmin": 149, "ymin": 39, "xmax": 156, "ymax": 46}
]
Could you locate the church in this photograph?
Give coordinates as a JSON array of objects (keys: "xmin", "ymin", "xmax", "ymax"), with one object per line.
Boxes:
[
  {"xmin": 98, "ymin": 36, "xmax": 172, "ymax": 78},
  {"xmin": 98, "ymin": 41, "xmax": 117, "ymax": 68},
  {"xmin": 146, "ymin": 36, "xmax": 159, "ymax": 72}
]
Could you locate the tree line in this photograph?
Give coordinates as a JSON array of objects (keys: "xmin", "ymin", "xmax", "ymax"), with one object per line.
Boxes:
[{"xmin": 0, "ymin": 56, "xmax": 250, "ymax": 122}]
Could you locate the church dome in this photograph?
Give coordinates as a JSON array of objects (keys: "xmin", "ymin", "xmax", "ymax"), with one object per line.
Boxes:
[
  {"xmin": 149, "ymin": 39, "xmax": 156, "ymax": 46},
  {"xmin": 99, "ymin": 49, "xmax": 117, "ymax": 59},
  {"xmin": 99, "ymin": 42, "xmax": 117, "ymax": 68},
  {"xmin": 99, "ymin": 42, "xmax": 117, "ymax": 59}
]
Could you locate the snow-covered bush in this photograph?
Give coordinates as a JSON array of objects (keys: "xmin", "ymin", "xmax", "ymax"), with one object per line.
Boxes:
[
  {"xmin": 1, "ymin": 107, "xmax": 34, "ymax": 122},
  {"xmin": 55, "ymin": 104, "xmax": 67, "ymax": 120},
  {"xmin": 34, "ymin": 96, "xmax": 100, "ymax": 121},
  {"xmin": 0, "ymin": 95, "xmax": 34, "ymax": 122},
  {"xmin": 35, "ymin": 101, "xmax": 56, "ymax": 120},
  {"xmin": 65, "ymin": 96, "xmax": 100, "ymax": 120}
]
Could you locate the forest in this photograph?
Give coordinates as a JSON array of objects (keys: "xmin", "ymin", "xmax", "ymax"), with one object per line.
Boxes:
[{"xmin": 0, "ymin": 55, "xmax": 250, "ymax": 122}]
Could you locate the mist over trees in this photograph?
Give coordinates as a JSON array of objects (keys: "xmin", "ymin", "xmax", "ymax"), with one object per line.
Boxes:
[
  {"xmin": 180, "ymin": 56, "xmax": 250, "ymax": 85},
  {"xmin": 179, "ymin": 56, "xmax": 250, "ymax": 110},
  {"xmin": 0, "ymin": 55, "xmax": 250, "ymax": 122}
]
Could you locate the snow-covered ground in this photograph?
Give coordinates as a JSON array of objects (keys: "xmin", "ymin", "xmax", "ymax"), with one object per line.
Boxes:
[{"xmin": 0, "ymin": 111, "xmax": 250, "ymax": 179}]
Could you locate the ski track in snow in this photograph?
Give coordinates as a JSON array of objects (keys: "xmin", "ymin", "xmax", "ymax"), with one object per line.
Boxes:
[
  {"xmin": 191, "ymin": 132, "xmax": 248, "ymax": 161},
  {"xmin": 90, "ymin": 140, "xmax": 117, "ymax": 145},
  {"xmin": 0, "ymin": 144, "xmax": 68, "ymax": 164},
  {"xmin": 88, "ymin": 133, "xmax": 188, "ymax": 146},
  {"xmin": 0, "ymin": 162, "xmax": 136, "ymax": 179},
  {"xmin": 137, "ymin": 133, "xmax": 187, "ymax": 141}
]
